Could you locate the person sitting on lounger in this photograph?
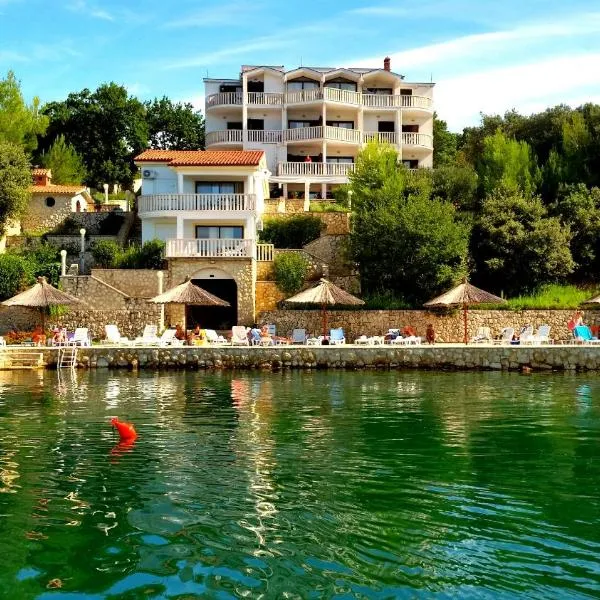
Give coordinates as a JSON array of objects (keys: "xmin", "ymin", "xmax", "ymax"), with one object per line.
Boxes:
[
  {"xmin": 175, "ymin": 324, "xmax": 186, "ymax": 342},
  {"xmin": 32, "ymin": 326, "xmax": 47, "ymax": 346},
  {"xmin": 426, "ymin": 324, "xmax": 435, "ymax": 344}
]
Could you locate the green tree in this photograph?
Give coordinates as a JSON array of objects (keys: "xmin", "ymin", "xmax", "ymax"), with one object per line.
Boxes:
[
  {"xmin": 0, "ymin": 254, "xmax": 32, "ymax": 300},
  {"xmin": 431, "ymin": 164, "xmax": 478, "ymax": 211},
  {"xmin": 145, "ymin": 97, "xmax": 205, "ymax": 150},
  {"xmin": 478, "ymin": 130, "xmax": 540, "ymax": 197},
  {"xmin": 471, "ymin": 188, "xmax": 574, "ymax": 295},
  {"xmin": 40, "ymin": 83, "xmax": 148, "ymax": 188},
  {"xmin": 0, "ymin": 71, "xmax": 48, "ymax": 152},
  {"xmin": 0, "ymin": 141, "xmax": 31, "ymax": 234},
  {"xmin": 432, "ymin": 113, "xmax": 458, "ymax": 166},
  {"xmin": 348, "ymin": 142, "xmax": 469, "ymax": 305},
  {"xmin": 40, "ymin": 134, "xmax": 86, "ymax": 184},
  {"xmin": 273, "ymin": 253, "xmax": 309, "ymax": 295},
  {"xmin": 551, "ymin": 184, "xmax": 600, "ymax": 281}
]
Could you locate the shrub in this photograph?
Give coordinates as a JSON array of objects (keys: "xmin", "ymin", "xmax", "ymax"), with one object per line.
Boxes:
[
  {"xmin": 273, "ymin": 252, "xmax": 309, "ymax": 295},
  {"xmin": 91, "ymin": 240, "xmax": 121, "ymax": 268},
  {"xmin": 260, "ymin": 215, "xmax": 324, "ymax": 248},
  {"xmin": 0, "ymin": 254, "xmax": 32, "ymax": 300},
  {"xmin": 309, "ymin": 201, "xmax": 348, "ymax": 213},
  {"xmin": 136, "ymin": 239, "xmax": 165, "ymax": 269}
]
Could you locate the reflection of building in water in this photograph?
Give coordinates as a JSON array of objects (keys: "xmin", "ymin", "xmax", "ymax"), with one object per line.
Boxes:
[{"xmin": 231, "ymin": 376, "xmax": 278, "ymax": 548}]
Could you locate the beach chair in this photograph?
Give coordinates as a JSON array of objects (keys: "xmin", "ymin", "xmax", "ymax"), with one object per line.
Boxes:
[
  {"xmin": 329, "ymin": 328, "xmax": 345, "ymax": 345},
  {"xmin": 390, "ymin": 335, "xmax": 407, "ymax": 345},
  {"xmin": 67, "ymin": 328, "xmax": 90, "ymax": 347},
  {"xmin": 134, "ymin": 325, "xmax": 160, "ymax": 345},
  {"xmin": 0, "ymin": 336, "xmax": 5, "ymax": 347},
  {"xmin": 104, "ymin": 325, "xmax": 129, "ymax": 345},
  {"xmin": 306, "ymin": 335, "xmax": 320, "ymax": 345},
  {"xmin": 574, "ymin": 325, "xmax": 600, "ymax": 344},
  {"xmin": 248, "ymin": 328, "xmax": 261, "ymax": 345},
  {"xmin": 231, "ymin": 326, "xmax": 250, "ymax": 346},
  {"xmin": 471, "ymin": 327, "xmax": 492, "ymax": 343},
  {"xmin": 524, "ymin": 325, "xmax": 552, "ymax": 345},
  {"xmin": 291, "ymin": 329, "xmax": 307, "ymax": 344},
  {"xmin": 355, "ymin": 335, "xmax": 371, "ymax": 345},
  {"xmin": 158, "ymin": 328, "xmax": 183, "ymax": 346},
  {"xmin": 205, "ymin": 329, "xmax": 227, "ymax": 344},
  {"xmin": 267, "ymin": 324, "xmax": 277, "ymax": 337},
  {"xmin": 494, "ymin": 327, "xmax": 514, "ymax": 344},
  {"xmin": 518, "ymin": 325, "xmax": 535, "ymax": 344}
]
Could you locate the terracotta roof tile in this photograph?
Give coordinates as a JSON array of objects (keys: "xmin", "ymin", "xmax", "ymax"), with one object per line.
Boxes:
[
  {"xmin": 134, "ymin": 150, "xmax": 264, "ymax": 167},
  {"xmin": 31, "ymin": 184, "xmax": 87, "ymax": 194},
  {"xmin": 32, "ymin": 168, "xmax": 51, "ymax": 176}
]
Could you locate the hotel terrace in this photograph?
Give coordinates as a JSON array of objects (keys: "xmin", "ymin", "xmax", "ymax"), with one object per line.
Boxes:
[{"xmin": 203, "ymin": 58, "xmax": 434, "ymax": 201}]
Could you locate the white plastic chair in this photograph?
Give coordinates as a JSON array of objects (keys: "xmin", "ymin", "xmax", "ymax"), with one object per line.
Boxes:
[
  {"xmin": 104, "ymin": 325, "xmax": 129, "ymax": 345},
  {"xmin": 134, "ymin": 325, "xmax": 160, "ymax": 345},
  {"xmin": 205, "ymin": 329, "xmax": 227, "ymax": 344},
  {"xmin": 471, "ymin": 327, "xmax": 491, "ymax": 343},
  {"xmin": 159, "ymin": 329, "xmax": 183, "ymax": 346},
  {"xmin": 494, "ymin": 327, "xmax": 514, "ymax": 345},
  {"xmin": 329, "ymin": 328, "xmax": 345, "ymax": 345},
  {"xmin": 291, "ymin": 329, "xmax": 307, "ymax": 344},
  {"xmin": 231, "ymin": 326, "xmax": 250, "ymax": 346},
  {"xmin": 67, "ymin": 328, "xmax": 90, "ymax": 347}
]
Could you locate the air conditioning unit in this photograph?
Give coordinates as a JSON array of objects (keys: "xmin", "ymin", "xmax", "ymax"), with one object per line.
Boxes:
[
  {"xmin": 142, "ymin": 169, "xmax": 156, "ymax": 179},
  {"xmin": 256, "ymin": 219, "xmax": 264, "ymax": 232}
]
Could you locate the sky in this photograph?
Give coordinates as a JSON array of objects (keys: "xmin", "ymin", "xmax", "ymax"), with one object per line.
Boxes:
[{"xmin": 1, "ymin": 0, "xmax": 599, "ymax": 131}]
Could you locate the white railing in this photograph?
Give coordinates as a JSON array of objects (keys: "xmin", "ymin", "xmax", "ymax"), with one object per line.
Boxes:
[
  {"xmin": 166, "ymin": 238, "xmax": 254, "ymax": 258},
  {"xmin": 362, "ymin": 94, "xmax": 433, "ymax": 109},
  {"xmin": 277, "ymin": 162, "xmax": 355, "ymax": 176},
  {"xmin": 363, "ymin": 131, "xmax": 398, "ymax": 144},
  {"xmin": 401, "ymin": 132, "xmax": 433, "ymax": 148},
  {"xmin": 284, "ymin": 125, "xmax": 323, "ymax": 141},
  {"xmin": 139, "ymin": 194, "xmax": 256, "ymax": 214},
  {"xmin": 324, "ymin": 125, "xmax": 361, "ymax": 143},
  {"xmin": 256, "ymin": 243, "xmax": 274, "ymax": 262},
  {"xmin": 247, "ymin": 130, "xmax": 282, "ymax": 143},
  {"xmin": 205, "ymin": 130, "xmax": 243, "ymax": 145},
  {"xmin": 206, "ymin": 92, "xmax": 243, "ymax": 107},
  {"xmin": 247, "ymin": 92, "xmax": 284, "ymax": 105},
  {"xmin": 285, "ymin": 88, "xmax": 323, "ymax": 104},
  {"xmin": 323, "ymin": 87, "xmax": 361, "ymax": 105}
]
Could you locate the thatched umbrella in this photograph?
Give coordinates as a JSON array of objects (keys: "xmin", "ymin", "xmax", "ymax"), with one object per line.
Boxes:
[
  {"xmin": 424, "ymin": 280, "xmax": 505, "ymax": 344},
  {"xmin": 284, "ymin": 278, "xmax": 365, "ymax": 337},
  {"xmin": 150, "ymin": 278, "xmax": 230, "ymax": 331},
  {"xmin": 1, "ymin": 276, "xmax": 81, "ymax": 331}
]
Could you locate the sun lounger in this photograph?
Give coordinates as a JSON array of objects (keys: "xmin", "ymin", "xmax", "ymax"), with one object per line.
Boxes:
[
  {"xmin": 355, "ymin": 335, "xmax": 385, "ymax": 345},
  {"xmin": 574, "ymin": 325, "xmax": 600, "ymax": 344},
  {"xmin": 329, "ymin": 328, "xmax": 345, "ymax": 345},
  {"xmin": 67, "ymin": 327, "xmax": 91, "ymax": 347},
  {"xmin": 522, "ymin": 325, "xmax": 552, "ymax": 345},
  {"xmin": 493, "ymin": 327, "xmax": 514, "ymax": 344},
  {"xmin": 231, "ymin": 326, "xmax": 250, "ymax": 346},
  {"xmin": 205, "ymin": 329, "xmax": 227, "ymax": 344},
  {"xmin": 306, "ymin": 336, "xmax": 320, "ymax": 345},
  {"xmin": 104, "ymin": 325, "xmax": 129, "ymax": 345},
  {"xmin": 471, "ymin": 327, "xmax": 492, "ymax": 343},
  {"xmin": 158, "ymin": 328, "xmax": 184, "ymax": 346},
  {"xmin": 134, "ymin": 324, "xmax": 160, "ymax": 345}
]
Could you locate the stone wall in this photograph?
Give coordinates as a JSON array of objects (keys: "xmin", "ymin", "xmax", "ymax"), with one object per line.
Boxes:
[
  {"xmin": 0, "ymin": 306, "xmax": 40, "ymax": 334},
  {"xmin": 255, "ymin": 281, "xmax": 286, "ymax": 313},
  {"xmin": 303, "ymin": 235, "xmax": 354, "ymax": 277},
  {"xmin": 12, "ymin": 344, "xmax": 600, "ymax": 372},
  {"xmin": 91, "ymin": 269, "xmax": 161, "ymax": 298},
  {"xmin": 257, "ymin": 309, "xmax": 600, "ymax": 343},
  {"xmin": 22, "ymin": 193, "xmax": 74, "ymax": 232},
  {"xmin": 60, "ymin": 275, "xmax": 130, "ymax": 310},
  {"xmin": 167, "ymin": 258, "xmax": 255, "ymax": 325}
]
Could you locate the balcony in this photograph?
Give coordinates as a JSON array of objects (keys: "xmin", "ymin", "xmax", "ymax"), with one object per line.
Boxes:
[
  {"xmin": 284, "ymin": 125, "xmax": 361, "ymax": 144},
  {"xmin": 139, "ymin": 194, "xmax": 256, "ymax": 215},
  {"xmin": 363, "ymin": 131, "xmax": 399, "ymax": 144},
  {"xmin": 362, "ymin": 94, "xmax": 433, "ymax": 110},
  {"xmin": 206, "ymin": 92, "xmax": 243, "ymax": 107},
  {"xmin": 247, "ymin": 92, "xmax": 284, "ymax": 106},
  {"xmin": 166, "ymin": 238, "xmax": 254, "ymax": 258},
  {"xmin": 401, "ymin": 132, "xmax": 433, "ymax": 148},
  {"xmin": 284, "ymin": 88, "xmax": 323, "ymax": 104},
  {"xmin": 205, "ymin": 130, "xmax": 243, "ymax": 145},
  {"xmin": 246, "ymin": 130, "xmax": 282, "ymax": 143},
  {"xmin": 278, "ymin": 162, "xmax": 355, "ymax": 177}
]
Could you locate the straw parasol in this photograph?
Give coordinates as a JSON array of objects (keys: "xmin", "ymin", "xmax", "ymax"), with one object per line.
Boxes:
[
  {"xmin": 1, "ymin": 276, "xmax": 81, "ymax": 331},
  {"xmin": 424, "ymin": 280, "xmax": 505, "ymax": 344},
  {"xmin": 284, "ymin": 278, "xmax": 365, "ymax": 336},
  {"xmin": 150, "ymin": 278, "xmax": 230, "ymax": 331}
]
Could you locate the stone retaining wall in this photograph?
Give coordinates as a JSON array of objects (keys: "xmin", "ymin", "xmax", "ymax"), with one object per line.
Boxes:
[
  {"xmin": 90, "ymin": 269, "xmax": 161, "ymax": 298},
  {"xmin": 257, "ymin": 309, "xmax": 600, "ymax": 343},
  {"xmin": 255, "ymin": 281, "xmax": 286, "ymax": 313},
  {"xmin": 8, "ymin": 344, "xmax": 600, "ymax": 372}
]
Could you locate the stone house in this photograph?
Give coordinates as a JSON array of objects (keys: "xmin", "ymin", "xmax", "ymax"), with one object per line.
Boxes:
[{"xmin": 23, "ymin": 168, "xmax": 92, "ymax": 232}]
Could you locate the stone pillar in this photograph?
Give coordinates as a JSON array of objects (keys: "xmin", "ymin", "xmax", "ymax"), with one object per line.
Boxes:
[
  {"xmin": 177, "ymin": 172, "xmax": 184, "ymax": 193},
  {"xmin": 176, "ymin": 216, "xmax": 184, "ymax": 239},
  {"xmin": 157, "ymin": 271, "xmax": 164, "ymax": 332}
]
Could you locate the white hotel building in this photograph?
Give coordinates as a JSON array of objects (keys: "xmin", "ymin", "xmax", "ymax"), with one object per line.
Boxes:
[{"xmin": 204, "ymin": 57, "xmax": 434, "ymax": 200}]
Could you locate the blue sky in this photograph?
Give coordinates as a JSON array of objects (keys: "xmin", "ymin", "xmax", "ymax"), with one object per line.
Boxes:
[{"xmin": 1, "ymin": 0, "xmax": 599, "ymax": 131}]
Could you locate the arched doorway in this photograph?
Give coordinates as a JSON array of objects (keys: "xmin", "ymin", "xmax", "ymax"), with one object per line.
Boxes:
[{"xmin": 187, "ymin": 268, "xmax": 238, "ymax": 330}]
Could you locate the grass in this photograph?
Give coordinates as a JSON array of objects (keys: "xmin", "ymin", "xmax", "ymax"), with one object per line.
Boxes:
[
  {"xmin": 482, "ymin": 284, "xmax": 600, "ymax": 310},
  {"xmin": 309, "ymin": 201, "xmax": 349, "ymax": 213}
]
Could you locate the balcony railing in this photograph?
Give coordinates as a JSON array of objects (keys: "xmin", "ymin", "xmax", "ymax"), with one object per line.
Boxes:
[
  {"xmin": 247, "ymin": 92, "xmax": 284, "ymax": 105},
  {"xmin": 401, "ymin": 132, "xmax": 433, "ymax": 148},
  {"xmin": 362, "ymin": 94, "xmax": 433, "ymax": 109},
  {"xmin": 283, "ymin": 126, "xmax": 361, "ymax": 144},
  {"xmin": 139, "ymin": 194, "xmax": 256, "ymax": 214},
  {"xmin": 278, "ymin": 162, "xmax": 355, "ymax": 177},
  {"xmin": 166, "ymin": 238, "xmax": 254, "ymax": 258},
  {"xmin": 256, "ymin": 243, "xmax": 274, "ymax": 262},
  {"xmin": 205, "ymin": 129, "xmax": 243, "ymax": 145},
  {"xmin": 206, "ymin": 92, "xmax": 243, "ymax": 107},
  {"xmin": 323, "ymin": 87, "xmax": 361, "ymax": 105},
  {"xmin": 285, "ymin": 88, "xmax": 323, "ymax": 104},
  {"xmin": 363, "ymin": 131, "xmax": 398, "ymax": 144},
  {"xmin": 247, "ymin": 129, "xmax": 282, "ymax": 143}
]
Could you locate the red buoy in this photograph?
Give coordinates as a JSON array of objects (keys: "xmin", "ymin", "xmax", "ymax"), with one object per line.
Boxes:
[{"xmin": 111, "ymin": 417, "xmax": 137, "ymax": 441}]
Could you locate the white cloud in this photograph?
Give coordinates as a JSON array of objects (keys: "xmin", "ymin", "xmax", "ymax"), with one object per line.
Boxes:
[
  {"xmin": 436, "ymin": 53, "xmax": 600, "ymax": 130},
  {"xmin": 0, "ymin": 50, "xmax": 28, "ymax": 64},
  {"xmin": 165, "ymin": 1, "xmax": 263, "ymax": 29},
  {"xmin": 67, "ymin": 0, "xmax": 114, "ymax": 21}
]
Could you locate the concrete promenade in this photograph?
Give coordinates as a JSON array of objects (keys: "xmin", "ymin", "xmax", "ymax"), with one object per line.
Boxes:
[{"xmin": 3, "ymin": 343, "xmax": 600, "ymax": 372}]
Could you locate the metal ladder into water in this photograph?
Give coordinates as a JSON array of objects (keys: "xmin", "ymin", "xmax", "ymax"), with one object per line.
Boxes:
[{"xmin": 57, "ymin": 346, "xmax": 78, "ymax": 369}]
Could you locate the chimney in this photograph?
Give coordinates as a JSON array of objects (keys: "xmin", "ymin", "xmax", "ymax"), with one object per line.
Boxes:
[{"xmin": 383, "ymin": 56, "xmax": 391, "ymax": 71}]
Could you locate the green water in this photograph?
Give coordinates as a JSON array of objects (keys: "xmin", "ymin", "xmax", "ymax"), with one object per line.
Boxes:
[{"xmin": 0, "ymin": 370, "xmax": 599, "ymax": 599}]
